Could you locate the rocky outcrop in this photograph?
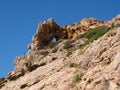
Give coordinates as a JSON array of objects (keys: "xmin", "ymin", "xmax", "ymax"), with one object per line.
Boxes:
[
  {"xmin": 28, "ymin": 18, "xmax": 68, "ymax": 50},
  {"xmin": 28, "ymin": 18, "xmax": 108, "ymax": 50},
  {"xmin": 1, "ymin": 15, "xmax": 120, "ymax": 90},
  {"xmin": 28, "ymin": 15, "xmax": 120, "ymax": 51}
]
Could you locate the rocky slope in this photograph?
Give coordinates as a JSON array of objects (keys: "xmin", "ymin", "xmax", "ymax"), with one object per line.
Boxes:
[{"xmin": 1, "ymin": 15, "xmax": 120, "ymax": 90}]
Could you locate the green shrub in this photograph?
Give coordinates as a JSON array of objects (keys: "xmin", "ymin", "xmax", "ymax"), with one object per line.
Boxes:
[
  {"xmin": 80, "ymin": 26, "xmax": 109, "ymax": 48},
  {"xmin": 20, "ymin": 83, "xmax": 28, "ymax": 89},
  {"xmin": 73, "ymin": 74, "xmax": 82, "ymax": 83},
  {"xmin": 63, "ymin": 40, "xmax": 74, "ymax": 49},
  {"xmin": 69, "ymin": 62, "xmax": 77, "ymax": 68}
]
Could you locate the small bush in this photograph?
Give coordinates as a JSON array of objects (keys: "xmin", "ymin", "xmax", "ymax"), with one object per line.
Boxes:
[
  {"xmin": 8, "ymin": 70, "xmax": 25, "ymax": 81},
  {"xmin": 84, "ymin": 26, "xmax": 109, "ymax": 38},
  {"xmin": 69, "ymin": 62, "xmax": 77, "ymax": 68},
  {"xmin": 79, "ymin": 26, "xmax": 109, "ymax": 48},
  {"xmin": 20, "ymin": 83, "xmax": 28, "ymax": 89},
  {"xmin": 73, "ymin": 74, "xmax": 82, "ymax": 83},
  {"xmin": 63, "ymin": 40, "xmax": 74, "ymax": 49}
]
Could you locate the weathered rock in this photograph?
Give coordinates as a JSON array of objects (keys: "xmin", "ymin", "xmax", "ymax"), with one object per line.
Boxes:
[
  {"xmin": 2, "ymin": 15, "xmax": 120, "ymax": 90},
  {"xmin": 28, "ymin": 17, "xmax": 110, "ymax": 50},
  {"xmin": 28, "ymin": 18, "xmax": 67, "ymax": 50}
]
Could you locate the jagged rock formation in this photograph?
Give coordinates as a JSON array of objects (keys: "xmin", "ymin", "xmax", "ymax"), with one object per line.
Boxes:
[
  {"xmin": 28, "ymin": 17, "xmax": 109, "ymax": 50},
  {"xmin": 1, "ymin": 15, "xmax": 120, "ymax": 90},
  {"xmin": 28, "ymin": 18, "xmax": 68, "ymax": 50}
]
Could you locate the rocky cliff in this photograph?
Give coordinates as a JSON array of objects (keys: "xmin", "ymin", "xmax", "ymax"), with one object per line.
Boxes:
[{"xmin": 1, "ymin": 15, "xmax": 120, "ymax": 90}]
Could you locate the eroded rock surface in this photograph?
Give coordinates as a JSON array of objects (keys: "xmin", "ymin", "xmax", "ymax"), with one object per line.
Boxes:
[
  {"xmin": 29, "ymin": 17, "xmax": 114, "ymax": 50},
  {"xmin": 1, "ymin": 15, "xmax": 120, "ymax": 90},
  {"xmin": 28, "ymin": 18, "xmax": 68, "ymax": 50}
]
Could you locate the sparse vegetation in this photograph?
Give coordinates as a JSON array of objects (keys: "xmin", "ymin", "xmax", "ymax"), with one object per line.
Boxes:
[
  {"xmin": 20, "ymin": 83, "xmax": 28, "ymax": 89},
  {"xmin": 69, "ymin": 62, "xmax": 77, "ymax": 68},
  {"xmin": 79, "ymin": 26, "xmax": 109, "ymax": 48},
  {"xmin": 48, "ymin": 42, "xmax": 56, "ymax": 48},
  {"xmin": 64, "ymin": 62, "xmax": 77, "ymax": 67},
  {"xmin": 72, "ymin": 68, "xmax": 87, "ymax": 83},
  {"xmin": 73, "ymin": 73, "xmax": 83, "ymax": 83},
  {"xmin": 63, "ymin": 40, "xmax": 74, "ymax": 49},
  {"xmin": 48, "ymin": 39, "xmax": 63, "ymax": 49},
  {"xmin": 40, "ymin": 51, "xmax": 49, "ymax": 58},
  {"xmin": 75, "ymin": 34, "xmax": 84, "ymax": 40},
  {"xmin": 52, "ymin": 47, "xmax": 59, "ymax": 53},
  {"xmin": 8, "ymin": 69, "xmax": 25, "ymax": 81},
  {"xmin": 27, "ymin": 62, "xmax": 46, "ymax": 72}
]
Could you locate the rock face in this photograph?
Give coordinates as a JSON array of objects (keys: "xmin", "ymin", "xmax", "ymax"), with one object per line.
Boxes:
[
  {"xmin": 28, "ymin": 18, "xmax": 67, "ymax": 50},
  {"xmin": 28, "ymin": 15, "xmax": 120, "ymax": 50},
  {"xmin": 1, "ymin": 15, "xmax": 120, "ymax": 90},
  {"xmin": 76, "ymin": 27, "xmax": 120, "ymax": 90},
  {"xmin": 29, "ymin": 17, "xmax": 111, "ymax": 50}
]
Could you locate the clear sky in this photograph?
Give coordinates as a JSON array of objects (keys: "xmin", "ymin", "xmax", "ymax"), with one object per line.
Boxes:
[{"xmin": 0, "ymin": 0, "xmax": 120, "ymax": 78}]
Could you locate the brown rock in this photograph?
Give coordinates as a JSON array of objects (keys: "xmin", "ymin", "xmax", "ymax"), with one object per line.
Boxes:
[
  {"xmin": 3, "ymin": 15, "xmax": 120, "ymax": 90},
  {"xmin": 29, "ymin": 18, "xmax": 67, "ymax": 50}
]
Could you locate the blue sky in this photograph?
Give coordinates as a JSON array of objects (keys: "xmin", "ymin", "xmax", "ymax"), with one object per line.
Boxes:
[{"xmin": 0, "ymin": 0, "xmax": 120, "ymax": 78}]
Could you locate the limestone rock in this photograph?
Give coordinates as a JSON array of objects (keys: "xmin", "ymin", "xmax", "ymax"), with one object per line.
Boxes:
[
  {"xmin": 28, "ymin": 17, "xmax": 109, "ymax": 50},
  {"xmin": 2, "ymin": 14, "xmax": 120, "ymax": 90},
  {"xmin": 28, "ymin": 18, "xmax": 67, "ymax": 50}
]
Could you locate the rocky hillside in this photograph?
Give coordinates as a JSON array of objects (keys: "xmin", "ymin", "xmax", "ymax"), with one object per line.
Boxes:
[{"xmin": 1, "ymin": 15, "xmax": 120, "ymax": 90}]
